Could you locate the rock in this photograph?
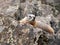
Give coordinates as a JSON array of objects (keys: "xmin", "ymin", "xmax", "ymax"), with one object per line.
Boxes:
[
  {"xmin": 0, "ymin": 26, "xmax": 5, "ymax": 33},
  {"xmin": 0, "ymin": 0, "xmax": 20, "ymax": 17},
  {"xmin": 0, "ymin": 0, "xmax": 60, "ymax": 45},
  {"xmin": 0, "ymin": 18, "xmax": 3, "ymax": 25}
]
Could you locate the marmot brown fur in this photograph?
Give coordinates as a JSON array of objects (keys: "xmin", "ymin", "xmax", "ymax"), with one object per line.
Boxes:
[{"xmin": 19, "ymin": 14, "xmax": 54, "ymax": 34}]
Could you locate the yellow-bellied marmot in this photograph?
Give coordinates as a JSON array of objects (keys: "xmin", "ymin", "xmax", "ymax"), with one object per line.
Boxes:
[{"xmin": 19, "ymin": 14, "xmax": 54, "ymax": 34}]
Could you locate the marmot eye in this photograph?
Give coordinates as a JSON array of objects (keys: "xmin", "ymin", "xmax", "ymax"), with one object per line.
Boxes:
[
  {"xmin": 29, "ymin": 16, "xmax": 32, "ymax": 18},
  {"xmin": 28, "ymin": 16, "xmax": 32, "ymax": 19}
]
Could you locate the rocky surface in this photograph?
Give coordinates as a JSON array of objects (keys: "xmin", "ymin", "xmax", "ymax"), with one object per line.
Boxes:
[{"xmin": 0, "ymin": 0, "xmax": 60, "ymax": 45}]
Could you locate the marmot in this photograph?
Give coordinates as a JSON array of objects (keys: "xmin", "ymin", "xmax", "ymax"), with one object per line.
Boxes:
[{"xmin": 19, "ymin": 14, "xmax": 54, "ymax": 34}]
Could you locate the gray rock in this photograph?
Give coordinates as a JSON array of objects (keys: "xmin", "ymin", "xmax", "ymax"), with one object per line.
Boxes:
[
  {"xmin": 0, "ymin": 0, "xmax": 60, "ymax": 45},
  {"xmin": 0, "ymin": 26, "xmax": 5, "ymax": 33},
  {"xmin": 0, "ymin": 0, "xmax": 20, "ymax": 17}
]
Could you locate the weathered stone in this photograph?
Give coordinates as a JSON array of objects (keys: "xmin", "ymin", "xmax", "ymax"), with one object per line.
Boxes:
[
  {"xmin": 0, "ymin": 0, "xmax": 20, "ymax": 17},
  {"xmin": 0, "ymin": 26, "xmax": 5, "ymax": 33},
  {"xmin": 0, "ymin": 0, "xmax": 60, "ymax": 45}
]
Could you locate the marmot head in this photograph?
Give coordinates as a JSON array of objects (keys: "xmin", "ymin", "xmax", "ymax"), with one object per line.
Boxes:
[
  {"xmin": 27, "ymin": 14, "xmax": 35, "ymax": 22},
  {"xmin": 19, "ymin": 14, "xmax": 35, "ymax": 25}
]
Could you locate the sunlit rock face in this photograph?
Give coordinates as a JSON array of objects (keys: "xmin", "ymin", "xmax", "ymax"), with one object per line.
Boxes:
[
  {"xmin": 54, "ymin": 0, "xmax": 60, "ymax": 3},
  {"xmin": 0, "ymin": 0, "xmax": 20, "ymax": 17},
  {"xmin": 0, "ymin": 0, "xmax": 60, "ymax": 45}
]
